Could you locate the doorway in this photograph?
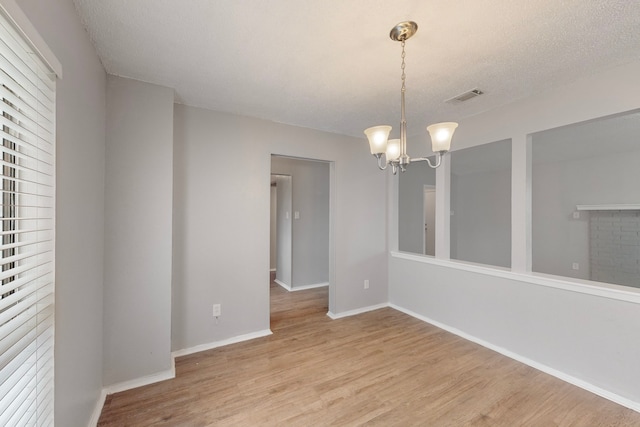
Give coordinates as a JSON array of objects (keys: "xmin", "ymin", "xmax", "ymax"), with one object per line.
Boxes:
[{"xmin": 270, "ymin": 156, "xmax": 331, "ymax": 327}]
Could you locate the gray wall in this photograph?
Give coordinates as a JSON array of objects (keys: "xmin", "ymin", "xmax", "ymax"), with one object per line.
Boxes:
[
  {"xmin": 16, "ymin": 0, "xmax": 107, "ymax": 425},
  {"xmin": 450, "ymin": 140, "xmax": 512, "ymax": 268},
  {"xmin": 103, "ymin": 76, "xmax": 174, "ymax": 385},
  {"xmin": 450, "ymin": 175, "xmax": 511, "ymax": 267},
  {"xmin": 272, "ymin": 156, "xmax": 330, "ymax": 288},
  {"xmin": 172, "ymin": 104, "xmax": 387, "ymax": 351}
]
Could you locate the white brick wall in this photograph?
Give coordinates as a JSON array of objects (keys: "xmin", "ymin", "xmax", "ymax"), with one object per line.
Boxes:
[{"xmin": 590, "ymin": 210, "xmax": 640, "ymax": 288}]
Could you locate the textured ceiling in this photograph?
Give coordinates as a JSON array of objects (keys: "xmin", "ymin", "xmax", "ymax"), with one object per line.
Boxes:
[{"xmin": 72, "ymin": 0, "xmax": 640, "ymax": 140}]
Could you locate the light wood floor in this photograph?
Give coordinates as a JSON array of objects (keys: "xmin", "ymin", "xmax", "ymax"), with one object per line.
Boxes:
[{"xmin": 98, "ymin": 280, "xmax": 640, "ymax": 426}]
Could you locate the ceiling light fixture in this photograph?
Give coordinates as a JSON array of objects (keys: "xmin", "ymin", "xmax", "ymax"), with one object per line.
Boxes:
[{"xmin": 364, "ymin": 21, "xmax": 458, "ymax": 174}]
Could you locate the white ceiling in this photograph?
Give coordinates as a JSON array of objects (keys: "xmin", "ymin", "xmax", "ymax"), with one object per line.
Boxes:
[{"xmin": 72, "ymin": 0, "xmax": 640, "ymax": 139}]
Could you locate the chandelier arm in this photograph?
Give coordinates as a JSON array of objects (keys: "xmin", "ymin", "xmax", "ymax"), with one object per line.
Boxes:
[
  {"xmin": 412, "ymin": 152, "xmax": 443, "ymax": 169},
  {"xmin": 374, "ymin": 154, "xmax": 389, "ymax": 170}
]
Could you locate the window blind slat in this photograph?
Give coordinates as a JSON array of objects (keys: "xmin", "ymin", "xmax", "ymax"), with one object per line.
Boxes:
[
  {"xmin": 0, "ymin": 293, "xmax": 39, "ymax": 330},
  {"xmin": 0, "ymin": 175, "xmax": 53, "ymax": 195},
  {"xmin": 0, "ymin": 356, "xmax": 34, "ymax": 407},
  {"xmin": 2, "ymin": 248, "xmax": 52, "ymax": 268},
  {"xmin": 0, "ymin": 24, "xmax": 55, "ymax": 104},
  {"xmin": 0, "ymin": 228, "xmax": 53, "ymax": 238},
  {"xmin": 0, "ymin": 340, "xmax": 35, "ymax": 389},
  {"xmin": 0, "ymin": 374, "xmax": 35, "ymax": 426},
  {"xmin": 0, "ymin": 38, "xmax": 54, "ymax": 117},
  {"xmin": 1, "ymin": 96, "xmax": 52, "ymax": 140},
  {"xmin": 0, "ymin": 70, "xmax": 53, "ymax": 128},
  {"xmin": 6, "ymin": 386, "xmax": 36, "ymax": 427},
  {"xmin": 0, "ymin": 143, "xmax": 54, "ymax": 169},
  {"xmin": 0, "ymin": 327, "xmax": 36, "ymax": 372},
  {"xmin": 0, "ymin": 114, "xmax": 53, "ymax": 154},
  {"xmin": 0, "ymin": 77, "xmax": 54, "ymax": 127},
  {"xmin": 0, "ymin": 120, "xmax": 54, "ymax": 158},
  {"xmin": 0, "ymin": 189, "xmax": 54, "ymax": 203},
  {"xmin": 1, "ymin": 85, "xmax": 54, "ymax": 135},
  {"xmin": 0, "ymin": 283, "xmax": 52, "ymax": 328},
  {"xmin": 0, "ymin": 155, "xmax": 52, "ymax": 181},
  {"xmin": 0, "ymin": 143, "xmax": 53, "ymax": 168},
  {"xmin": 0, "ymin": 308, "xmax": 36, "ymax": 355},
  {"xmin": 0, "ymin": 365, "xmax": 33, "ymax": 418},
  {"xmin": 0, "ymin": 275, "xmax": 52, "ymax": 299},
  {"xmin": 0, "ymin": 16, "xmax": 53, "ymax": 85},
  {"xmin": 0, "ymin": 237, "xmax": 52, "ymax": 253},
  {"xmin": 0, "ymin": 52, "xmax": 52, "ymax": 118}
]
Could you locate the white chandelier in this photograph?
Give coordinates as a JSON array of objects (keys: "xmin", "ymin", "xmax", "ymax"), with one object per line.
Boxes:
[{"xmin": 364, "ymin": 21, "xmax": 458, "ymax": 174}]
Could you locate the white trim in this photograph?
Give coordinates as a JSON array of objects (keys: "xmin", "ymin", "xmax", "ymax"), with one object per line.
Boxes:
[
  {"xmin": 270, "ymin": 268, "xmax": 276, "ymax": 272},
  {"xmin": 104, "ymin": 366, "xmax": 176, "ymax": 395},
  {"xmin": 391, "ymin": 251, "xmax": 640, "ymax": 304},
  {"xmin": 87, "ymin": 389, "xmax": 107, "ymax": 427},
  {"xmin": 290, "ymin": 282, "xmax": 329, "ymax": 292},
  {"xmin": 327, "ymin": 303, "xmax": 389, "ymax": 319},
  {"xmin": 274, "ymin": 279, "xmax": 328, "ymax": 292},
  {"xmin": 389, "ymin": 303, "xmax": 640, "ymax": 413},
  {"xmin": 576, "ymin": 204, "xmax": 640, "ymax": 211},
  {"xmin": 171, "ymin": 329, "xmax": 273, "ymax": 358},
  {"xmin": 274, "ymin": 279, "xmax": 292, "ymax": 291},
  {"xmin": 0, "ymin": 0, "xmax": 62, "ymax": 77}
]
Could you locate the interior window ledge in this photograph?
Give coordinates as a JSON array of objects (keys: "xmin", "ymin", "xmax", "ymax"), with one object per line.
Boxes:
[
  {"xmin": 576, "ymin": 204, "xmax": 640, "ymax": 211},
  {"xmin": 390, "ymin": 251, "xmax": 640, "ymax": 304}
]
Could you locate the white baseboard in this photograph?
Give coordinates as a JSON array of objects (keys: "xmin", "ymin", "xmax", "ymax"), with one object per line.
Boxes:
[
  {"xmin": 327, "ymin": 302, "xmax": 389, "ymax": 319},
  {"xmin": 389, "ymin": 303, "xmax": 640, "ymax": 414},
  {"xmin": 274, "ymin": 279, "xmax": 291, "ymax": 291},
  {"xmin": 104, "ymin": 365, "xmax": 176, "ymax": 395},
  {"xmin": 275, "ymin": 280, "xmax": 329, "ymax": 292},
  {"xmin": 87, "ymin": 388, "xmax": 107, "ymax": 427},
  {"xmin": 171, "ymin": 329, "xmax": 273, "ymax": 358},
  {"xmin": 291, "ymin": 282, "xmax": 329, "ymax": 291}
]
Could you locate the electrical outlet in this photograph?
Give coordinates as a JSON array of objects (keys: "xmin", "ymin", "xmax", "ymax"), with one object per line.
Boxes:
[
  {"xmin": 572, "ymin": 263, "xmax": 579, "ymax": 270},
  {"xmin": 213, "ymin": 304, "xmax": 221, "ymax": 317},
  {"xmin": 364, "ymin": 279, "xmax": 369, "ymax": 289}
]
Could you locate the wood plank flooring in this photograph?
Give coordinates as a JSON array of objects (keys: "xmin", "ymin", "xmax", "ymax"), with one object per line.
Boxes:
[{"xmin": 98, "ymin": 280, "xmax": 640, "ymax": 426}]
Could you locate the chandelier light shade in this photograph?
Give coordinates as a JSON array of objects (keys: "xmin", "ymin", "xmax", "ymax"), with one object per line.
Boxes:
[
  {"xmin": 427, "ymin": 122, "xmax": 458, "ymax": 153},
  {"xmin": 386, "ymin": 139, "xmax": 401, "ymax": 162},
  {"xmin": 364, "ymin": 21, "xmax": 458, "ymax": 174},
  {"xmin": 364, "ymin": 125, "xmax": 392, "ymax": 155}
]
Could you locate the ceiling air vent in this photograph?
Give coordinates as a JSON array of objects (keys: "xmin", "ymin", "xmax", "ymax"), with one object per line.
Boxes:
[{"xmin": 446, "ymin": 88, "xmax": 484, "ymax": 103}]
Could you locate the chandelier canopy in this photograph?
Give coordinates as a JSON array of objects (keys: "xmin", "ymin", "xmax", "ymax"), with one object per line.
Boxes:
[{"xmin": 364, "ymin": 21, "xmax": 458, "ymax": 174}]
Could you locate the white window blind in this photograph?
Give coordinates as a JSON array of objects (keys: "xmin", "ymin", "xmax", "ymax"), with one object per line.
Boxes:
[{"xmin": 0, "ymin": 7, "xmax": 56, "ymax": 427}]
